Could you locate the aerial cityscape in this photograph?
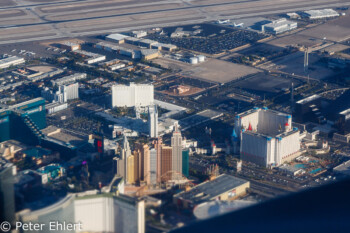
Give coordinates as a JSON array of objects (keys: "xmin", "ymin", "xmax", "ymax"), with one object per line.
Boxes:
[{"xmin": 1, "ymin": 0, "xmax": 350, "ymax": 232}]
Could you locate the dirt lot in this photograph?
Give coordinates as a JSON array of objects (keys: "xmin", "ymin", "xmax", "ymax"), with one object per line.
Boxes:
[
  {"xmin": 182, "ymin": 58, "xmax": 260, "ymax": 84},
  {"xmin": 0, "ymin": 10, "xmax": 25, "ymax": 18},
  {"xmin": 29, "ymin": 66, "xmax": 56, "ymax": 73},
  {"xmin": 298, "ymin": 12, "xmax": 350, "ymax": 42},
  {"xmin": 154, "ymin": 57, "xmax": 260, "ymax": 84},
  {"xmin": 0, "ymin": 0, "xmax": 16, "ymax": 7}
]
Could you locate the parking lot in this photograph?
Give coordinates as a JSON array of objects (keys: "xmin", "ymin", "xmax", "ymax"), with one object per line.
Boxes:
[{"xmin": 147, "ymin": 23, "xmax": 268, "ymax": 55}]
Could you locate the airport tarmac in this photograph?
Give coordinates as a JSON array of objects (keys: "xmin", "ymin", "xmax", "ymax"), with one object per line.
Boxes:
[{"xmin": 0, "ymin": 0, "xmax": 350, "ymax": 44}]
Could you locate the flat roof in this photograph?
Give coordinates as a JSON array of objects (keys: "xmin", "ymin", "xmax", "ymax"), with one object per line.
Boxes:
[
  {"xmin": 106, "ymin": 33, "xmax": 130, "ymax": 41},
  {"xmin": 0, "ymin": 157, "xmax": 13, "ymax": 173},
  {"xmin": 237, "ymin": 108, "xmax": 289, "ymax": 118},
  {"xmin": 304, "ymin": 9, "xmax": 339, "ymax": 18},
  {"xmin": 264, "ymin": 18, "xmax": 296, "ymax": 28},
  {"xmin": 10, "ymin": 97, "xmax": 45, "ymax": 110},
  {"xmin": 0, "ymin": 56, "xmax": 24, "ymax": 65},
  {"xmin": 296, "ymin": 94, "xmax": 321, "ymax": 104},
  {"xmin": 340, "ymin": 108, "xmax": 350, "ymax": 116},
  {"xmin": 175, "ymin": 174, "xmax": 248, "ymax": 205},
  {"xmin": 333, "ymin": 160, "xmax": 350, "ymax": 175}
]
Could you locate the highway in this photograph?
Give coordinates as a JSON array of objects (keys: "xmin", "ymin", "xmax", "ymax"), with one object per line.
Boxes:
[{"xmin": 0, "ymin": 0, "xmax": 350, "ymax": 44}]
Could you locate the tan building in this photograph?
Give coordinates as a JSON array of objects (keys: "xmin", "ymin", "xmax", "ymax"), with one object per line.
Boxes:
[
  {"xmin": 60, "ymin": 42, "xmax": 81, "ymax": 51},
  {"xmin": 153, "ymin": 137, "xmax": 163, "ymax": 183},
  {"xmin": 135, "ymin": 143, "xmax": 150, "ymax": 184},
  {"xmin": 127, "ymin": 154, "xmax": 135, "ymax": 184},
  {"xmin": 161, "ymin": 146, "xmax": 172, "ymax": 182},
  {"xmin": 133, "ymin": 150, "xmax": 141, "ymax": 183},
  {"xmin": 174, "ymin": 174, "xmax": 250, "ymax": 209},
  {"xmin": 141, "ymin": 49, "xmax": 160, "ymax": 60}
]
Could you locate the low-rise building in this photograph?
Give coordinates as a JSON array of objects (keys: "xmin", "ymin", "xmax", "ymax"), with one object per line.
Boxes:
[
  {"xmin": 262, "ymin": 18, "xmax": 297, "ymax": 34},
  {"xmin": 278, "ymin": 164, "xmax": 304, "ymax": 176},
  {"xmin": 45, "ymin": 102, "xmax": 68, "ymax": 114},
  {"xmin": 174, "ymin": 174, "xmax": 249, "ymax": 209},
  {"xmin": 131, "ymin": 30, "xmax": 147, "ymax": 38},
  {"xmin": 106, "ymin": 33, "xmax": 130, "ymax": 44},
  {"xmin": 0, "ymin": 56, "xmax": 25, "ymax": 69},
  {"xmin": 333, "ymin": 160, "xmax": 350, "ymax": 176},
  {"xmin": 60, "ymin": 42, "xmax": 81, "ymax": 51},
  {"xmin": 51, "ymin": 73, "xmax": 87, "ymax": 86},
  {"xmin": 302, "ymin": 9, "xmax": 339, "ymax": 19},
  {"xmin": 141, "ymin": 49, "xmax": 160, "ymax": 60},
  {"xmin": 333, "ymin": 133, "xmax": 350, "ymax": 143}
]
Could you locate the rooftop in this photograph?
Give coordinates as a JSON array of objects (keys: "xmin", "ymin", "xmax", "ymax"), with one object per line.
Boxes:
[
  {"xmin": 340, "ymin": 108, "xmax": 350, "ymax": 116},
  {"xmin": 333, "ymin": 160, "xmax": 350, "ymax": 175},
  {"xmin": 0, "ymin": 56, "xmax": 24, "ymax": 65},
  {"xmin": 106, "ymin": 33, "xmax": 130, "ymax": 41},
  {"xmin": 263, "ymin": 18, "xmax": 296, "ymax": 28},
  {"xmin": 303, "ymin": 9, "xmax": 339, "ymax": 18},
  {"xmin": 42, "ymin": 126, "xmax": 86, "ymax": 147},
  {"xmin": 296, "ymin": 94, "xmax": 321, "ymax": 104},
  {"xmin": 175, "ymin": 174, "xmax": 249, "ymax": 205},
  {"xmin": 21, "ymin": 147, "xmax": 52, "ymax": 159},
  {"xmin": 0, "ymin": 157, "xmax": 13, "ymax": 173}
]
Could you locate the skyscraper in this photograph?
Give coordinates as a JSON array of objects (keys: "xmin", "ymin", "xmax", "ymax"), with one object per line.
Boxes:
[
  {"xmin": 234, "ymin": 108, "xmax": 300, "ymax": 167},
  {"xmin": 161, "ymin": 146, "xmax": 172, "ymax": 182},
  {"xmin": 136, "ymin": 143, "xmax": 150, "ymax": 184},
  {"xmin": 153, "ymin": 137, "xmax": 163, "ymax": 183},
  {"xmin": 0, "ymin": 158, "xmax": 15, "ymax": 223},
  {"xmin": 133, "ymin": 150, "xmax": 141, "ymax": 183},
  {"xmin": 111, "ymin": 83, "xmax": 154, "ymax": 107},
  {"xmin": 118, "ymin": 135, "xmax": 131, "ymax": 183},
  {"xmin": 171, "ymin": 123, "xmax": 182, "ymax": 178},
  {"xmin": 182, "ymin": 149, "xmax": 189, "ymax": 177},
  {"xmin": 148, "ymin": 105, "xmax": 158, "ymax": 138},
  {"xmin": 149, "ymin": 148, "xmax": 157, "ymax": 185},
  {"xmin": 127, "ymin": 154, "xmax": 135, "ymax": 184}
]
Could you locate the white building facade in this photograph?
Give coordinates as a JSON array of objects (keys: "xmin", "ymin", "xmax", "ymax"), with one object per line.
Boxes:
[
  {"xmin": 111, "ymin": 83, "xmax": 154, "ymax": 107},
  {"xmin": 59, "ymin": 82, "xmax": 79, "ymax": 102},
  {"xmin": 148, "ymin": 105, "xmax": 158, "ymax": 138},
  {"xmin": 17, "ymin": 192, "xmax": 145, "ymax": 233},
  {"xmin": 234, "ymin": 108, "xmax": 300, "ymax": 167},
  {"xmin": 149, "ymin": 148, "xmax": 157, "ymax": 185}
]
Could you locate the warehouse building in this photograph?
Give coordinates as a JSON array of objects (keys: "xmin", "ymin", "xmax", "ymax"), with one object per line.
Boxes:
[
  {"xmin": 106, "ymin": 33, "xmax": 130, "ymax": 44},
  {"xmin": 141, "ymin": 49, "xmax": 160, "ymax": 60},
  {"xmin": 125, "ymin": 37, "xmax": 141, "ymax": 45},
  {"xmin": 262, "ymin": 18, "xmax": 297, "ymax": 34},
  {"xmin": 174, "ymin": 174, "xmax": 249, "ymax": 209},
  {"xmin": 302, "ymin": 9, "xmax": 339, "ymax": 19},
  {"xmin": 234, "ymin": 107, "xmax": 301, "ymax": 167},
  {"xmin": 131, "ymin": 30, "xmax": 147, "ymax": 38},
  {"xmin": 60, "ymin": 42, "xmax": 81, "ymax": 51},
  {"xmin": 139, "ymin": 39, "xmax": 157, "ymax": 48},
  {"xmin": 111, "ymin": 83, "xmax": 154, "ymax": 107},
  {"xmin": 73, "ymin": 50, "xmax": 106, "ymax": 64},
  {"xmin": 151, "ymin": 43, "xmax": 177, "ymax": 52},
  {"xmin": 0, "ymin": 56, "xmax": 25, "ymax": 69},
  {"xmin": 51, "ymin": 73, "xmax": 87, "ymax": 86}
]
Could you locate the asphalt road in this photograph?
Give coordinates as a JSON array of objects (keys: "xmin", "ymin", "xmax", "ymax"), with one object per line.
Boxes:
[{"xmin": 1, "ymin": 0, "xmax": 350, "ymax": 44}]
